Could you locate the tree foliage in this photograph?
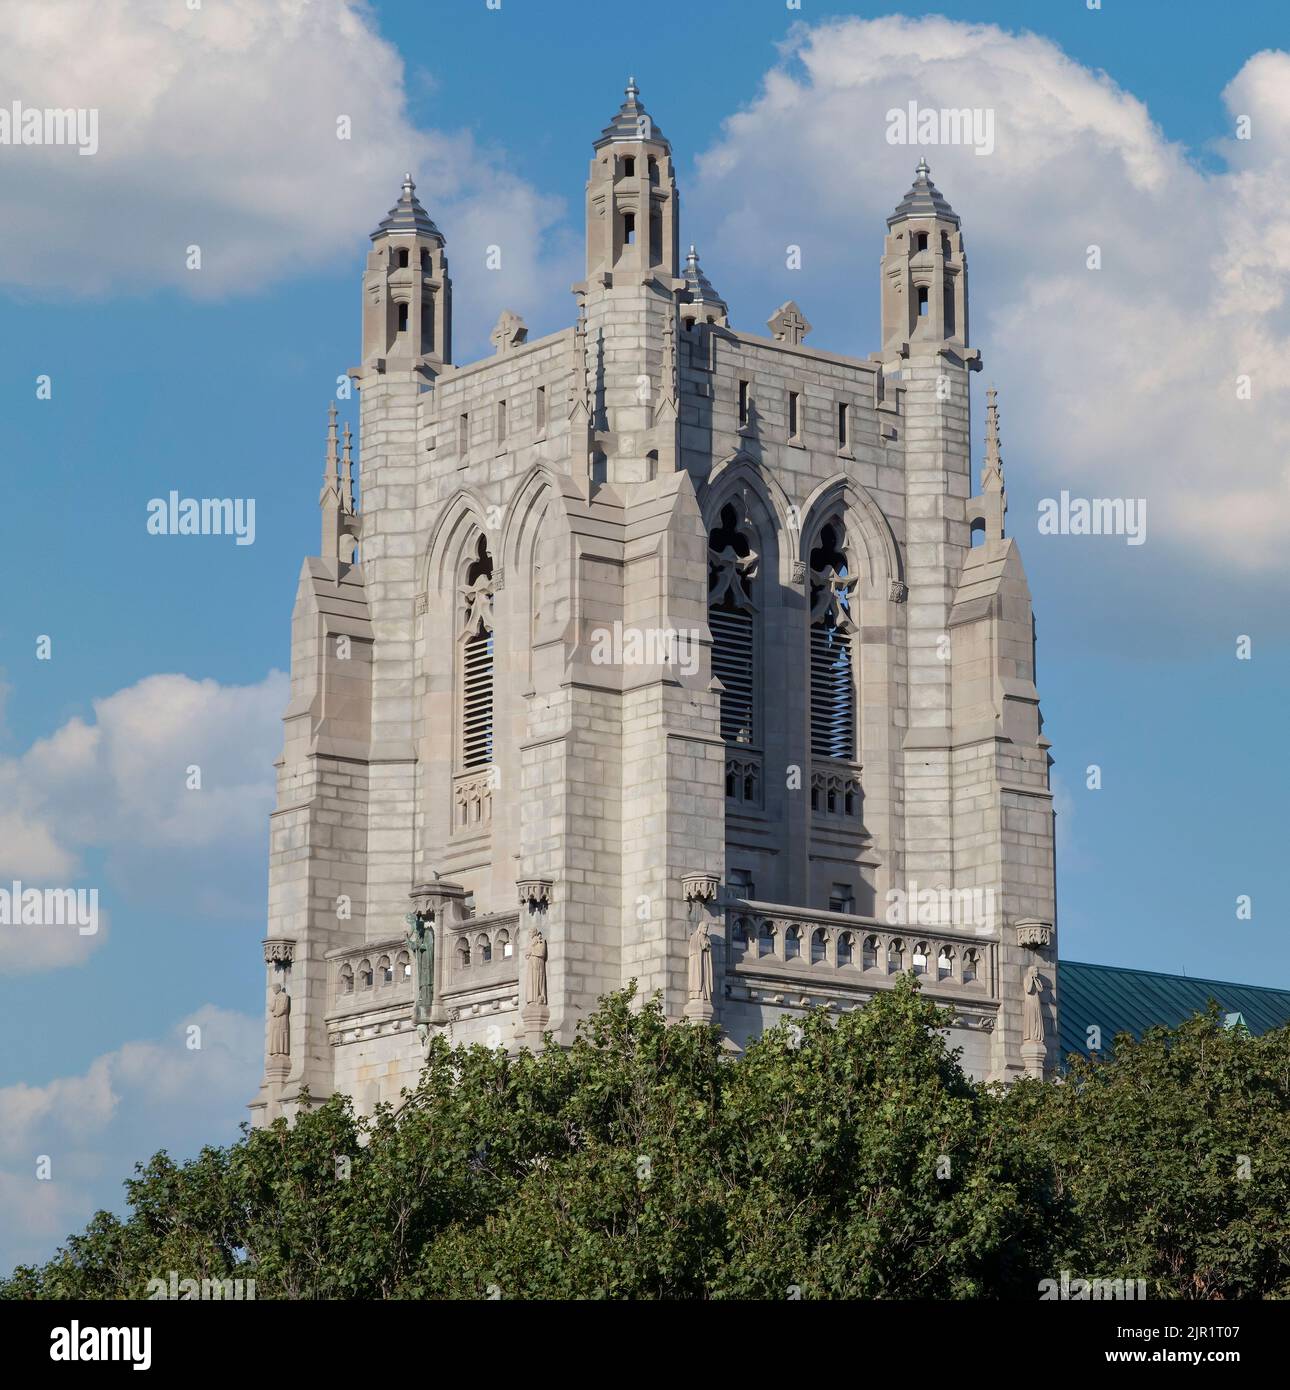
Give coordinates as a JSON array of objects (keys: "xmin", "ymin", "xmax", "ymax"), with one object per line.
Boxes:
[{"xmin": 4, "ymin": 983, "xmax": 1286, "ymax": 1300}]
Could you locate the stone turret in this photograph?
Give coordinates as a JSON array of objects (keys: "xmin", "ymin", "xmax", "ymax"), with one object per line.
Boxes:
[
  {"xmin": 362, "ymin": 175, "xmax": 452, "ymax": 371},
  {"xmin": 881, "ymin": 159, "xmax": 969, "ymax": 353}
]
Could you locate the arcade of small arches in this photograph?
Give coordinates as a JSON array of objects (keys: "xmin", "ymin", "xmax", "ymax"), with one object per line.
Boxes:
[{"xmin": 729, "ymin": 915, "xmax": 986, "ymax": 989}]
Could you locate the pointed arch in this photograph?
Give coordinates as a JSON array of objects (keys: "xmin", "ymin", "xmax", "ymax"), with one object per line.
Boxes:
[
  {"xmin": 422, "ymin": 487, "xmax": 491, "ymax": 594},
  {"xmin": 797, "ymin": 474, "xmax": 902, "ymax": 593},
  {"xmin": 703, "ymin": 452, "xmax": 795, "ymax": 577}
]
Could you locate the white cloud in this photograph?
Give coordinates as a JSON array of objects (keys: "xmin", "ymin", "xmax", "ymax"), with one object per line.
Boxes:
[
  {"xmin": 688, "ymin": 17, "xmax": 1290, "ymax": 577},
  {"xmin": 0, "ymin": 1006, "xmax": 260, "ymax": 1269},
  {"xmin": 0, "ymin": 0, "xmax": 576, "ymax": 352},
  {"xmin": 0, "ymin": 670, "xmax": 285, "ymax": 971}
]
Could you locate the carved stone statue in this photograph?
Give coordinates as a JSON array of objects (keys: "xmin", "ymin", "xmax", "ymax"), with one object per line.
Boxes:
[
  {"xmin": 268, "ymin": 983, "xmax": 291, "ymax": 1057},
  {"xmin": 1023, "ymin": 965, "xmax": 1046, "ymax": 1045},
  {"xmin": 687, "ymin": 923, "xmax": 713, "ymax": 1003},
  {"xmin": 404, "ymin": 911, "xmax": 436, "ymax": 1025},
  {"xmin": 525, "ymin": 929, "xmax": 548, "ymax": 1007}
]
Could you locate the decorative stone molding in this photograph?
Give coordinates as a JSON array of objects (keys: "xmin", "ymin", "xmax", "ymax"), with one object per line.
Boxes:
[
  {"xmin": 724, "ymin": 754, "xmax": 761, "ymax": 807},
  {"xmin": 453, "ymin": 769, "xmax": 495, "ymax": 831},
  {"xmin": 682, "ymin": 872, "xmax": 721, "ymax": 904},
  {"xmin": 414, "ymin": 591, "xmax": 428, "ymax": 616},
  {"xmin": 810, "ymin": 765, "xmax": 861, "ymax": 818},
  {"xmin": 889, "ymin": 580, "xmax": 908, "ymax": 603},
  {"xmin": 517, "ymin": 878, "xmax": 553, "ymax": 912},
  {"xmin": 263, "ymin": 937, "xmax": 296, "ymax": 965},
  {"xmin": 790, "ymin": 559, "xmax": 807, "ymax": 584},
  {"xmin": 492, "ymin": 566, "xmax": 505, "ymax": 592},
  {"xmin": 1015, "ymin": 919, "xmax": 1053, "ymax": 950}
]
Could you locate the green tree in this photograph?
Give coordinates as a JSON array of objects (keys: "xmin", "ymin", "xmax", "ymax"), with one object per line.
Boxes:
[
  {"xmin": 1009, "ymin": 1009, "xmax": 1290, "ymax": 1299},
  {"xmin": 8, "ymin": 985, "xmax": 1284, "ymax": 1301}
]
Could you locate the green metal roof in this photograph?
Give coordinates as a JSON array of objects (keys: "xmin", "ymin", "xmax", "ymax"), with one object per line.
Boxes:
[{"xmin": 1057, "ymin": 959, "xmax": 1290, "ymax": 1065}]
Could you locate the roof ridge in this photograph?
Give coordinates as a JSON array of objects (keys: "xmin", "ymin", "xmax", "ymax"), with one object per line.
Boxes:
[{"xmin": 1060, "ymin": 958, "xmax": 1290, "ymax": 997}]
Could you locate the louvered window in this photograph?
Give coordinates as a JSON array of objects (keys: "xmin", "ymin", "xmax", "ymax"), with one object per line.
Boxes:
[
  {"xmin": 460, "ymin": 534, "xmax": 495, "ymax": 771},
  {"xmin": 809, "ymin": 522, "xmax": 856, "ymax": 760},
  {"xmin": 462, "ymin": 629, "xmax": 494, "ymax": 768},
  {"xmin": 711, "ymin": 605, "xmax": 754, "ymax": 744},
  {"xmin": 810, "ymin": 620, "xmax": 854, "ymax": 758},
  {"xmin": 708, "ymin": 503, "xmax": 757, "ymax": 748}
]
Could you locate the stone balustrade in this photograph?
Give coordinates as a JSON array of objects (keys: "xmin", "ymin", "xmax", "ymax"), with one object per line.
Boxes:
[
  {"xmin": 726, "ymin": 899, "xmax": 997, "ymax": 997},
  {"xmin": 443, "ymin": 909, "xmax": 521, "ymax": 993}
]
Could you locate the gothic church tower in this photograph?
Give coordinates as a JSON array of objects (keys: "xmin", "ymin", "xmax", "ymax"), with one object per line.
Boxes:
[{"xmin": 251, "ymin": 87, "xmax": 1057, "ymax": 1126}]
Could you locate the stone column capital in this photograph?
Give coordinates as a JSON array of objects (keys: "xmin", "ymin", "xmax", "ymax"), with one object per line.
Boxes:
[
  {"xmin": 681, "ymin": 872, "xmax": 721, "ymax": 904},
  {"xmin": 517, "ymin": 878, "xmax": 553, "ymax": 912}
]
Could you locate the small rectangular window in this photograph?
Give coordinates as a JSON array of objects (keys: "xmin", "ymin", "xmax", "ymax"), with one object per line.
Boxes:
[
  {"xmin": 738, "ymin": 379, "xmax": 750, "ymax": 428},
  {"xmin": 788, "ymin": 390, "xmax": 800, "ymax": 440},
  {"xmin": 623, "ymin": 211, "xmax": 636, "ymax": 245},
  {"xmin": 729, "ymin": 868, "xmax": 756, "ymax": 901},
  {"xmin": 535, "ymin": 384, "xmax": 547, "ymax": 434},
  {"xmin": 837, "ymin": 401, "xmax": 849, "ymax": 449},
  {"xmin": 496, "ymin": 399, "xmax": 507, "ymax": 446},
  {"xmin": 397, "ymin": 302, "xmax": 409, "ymax": 333},
  {"xmin": 917, "ymin": 285, "xmax": 930, "ymax": 316},
  {"xmin": 458, "ymin": 412, "xmax": 469, "ymax": 453},
  {"xmin": 829, "ymin": 883, "xmax": 855, "ymax": 915}
]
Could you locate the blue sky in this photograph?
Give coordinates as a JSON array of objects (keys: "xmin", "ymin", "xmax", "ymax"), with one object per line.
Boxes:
[{"xmin": 1, "ymin": 0, "xmax": 1288, "ymax": 1266}]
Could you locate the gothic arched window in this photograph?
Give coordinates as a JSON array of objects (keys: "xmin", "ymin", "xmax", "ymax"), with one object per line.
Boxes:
[
  {"xmin": 808, "ymin": 521, "xmax": 857, "ymax": 761},
  {"xmin": 459, "ymin": 534, "xmax": 495, "ymax": 770},
  {"xmin": 708, "ymin": 504, "xmax": 758, "ymax": 747}
]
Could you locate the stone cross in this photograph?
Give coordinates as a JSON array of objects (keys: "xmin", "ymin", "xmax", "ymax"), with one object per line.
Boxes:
[
  {"xmin": 768, "ymin": 300, "xmax": 811, "ymax": 347},
  {"xmin": 490, "ymin": 309, "xmax": 528, "ymax": 355}
]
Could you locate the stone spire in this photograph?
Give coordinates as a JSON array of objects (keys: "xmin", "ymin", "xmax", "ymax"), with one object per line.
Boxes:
[
  {"xmin": 594, "ymin": 75, "xmax": 668, "ymax": 149},
  {"xmin": 658, "ymin": 308, "xmax": 678, "ymax": 416},
  {"xmin": 979, "ymin": 386, "xmax": 1007, "ymax": 539},
  {"xmin": 681, "ymin": 245, "xmax": 728, "ymax": 324},
  {"xmin": 341, "ymin": 421, "xmax": 356, "ymax": 514},
  {"xmin": 320, "ymin": 403, "xmax": 342, "ymax": 556},
  {"xmin": 320, "ymin": 405, "xmax": 360, "ymax": 565},
  {"xmin": 887, "ymin": 158, "xmax": 960, "ymax": 228},
  {"xmin": 371, "ymin": 173, "xmax": 444, "ymax": 243}
]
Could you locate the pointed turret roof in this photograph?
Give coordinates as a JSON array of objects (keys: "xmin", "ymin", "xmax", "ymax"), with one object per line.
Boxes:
[
  {"xmin": 371, "ymin": 174, "xmax": 444, "ymax": 242},
  {"xmin": 681, "ymin": 245, "xmax": 727, "ymax": 315},
  {"xmin": 887, "ymin": 159, "xmax": 959, "ymax": 227},
  {"xmin": 594, "ymin": 76, "xmax": 668, "ymax": 149}
]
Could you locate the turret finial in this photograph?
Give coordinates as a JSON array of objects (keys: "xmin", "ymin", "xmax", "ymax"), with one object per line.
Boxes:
[
  {"xmin": 916, "ymin": 157, "xmax": 930, "ymax": 177},
  {"xmin": 341, "ymin": 421, "xmax": 355, "ymax": 514},
  {"xmin": 979, "ymin": 385, "xmax": 1007, "ymax": 540},
  {"xmin": 626, "ymin": 75, "xmax": 638, "ymax": 100}
]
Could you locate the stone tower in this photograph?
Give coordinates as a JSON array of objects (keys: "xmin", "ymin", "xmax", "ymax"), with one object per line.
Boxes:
[{"xmin": 250, "ymin": 87, "xmax": 1058, "ymax": 1126}]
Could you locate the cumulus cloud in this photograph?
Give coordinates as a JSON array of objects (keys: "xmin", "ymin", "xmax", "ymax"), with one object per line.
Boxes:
[
  {"xmin": 0, "ymin": 1005, "xmax": 259, "ymax": 1268},
  {"xmin": 687, "ymin": 17, "xmax": 1290, "ymax": 580},
  {"xmin": 0, "ymin": 670, "xmax": 285, "ymax": 971},
  {"xmin": 0, "ymin": 0, "xmax": 576, "ymax": 350}
]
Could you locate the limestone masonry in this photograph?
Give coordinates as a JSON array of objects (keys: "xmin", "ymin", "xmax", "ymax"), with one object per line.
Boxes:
[{"xmin": 251, "ymin": 80, "xmax": 1058, "ymax": 1125}]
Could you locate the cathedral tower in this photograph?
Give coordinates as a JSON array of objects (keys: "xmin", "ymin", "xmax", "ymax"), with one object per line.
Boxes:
[{"xmin": 252, "ymin": 97, "xmax": 1059, "ymax": 1128}]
